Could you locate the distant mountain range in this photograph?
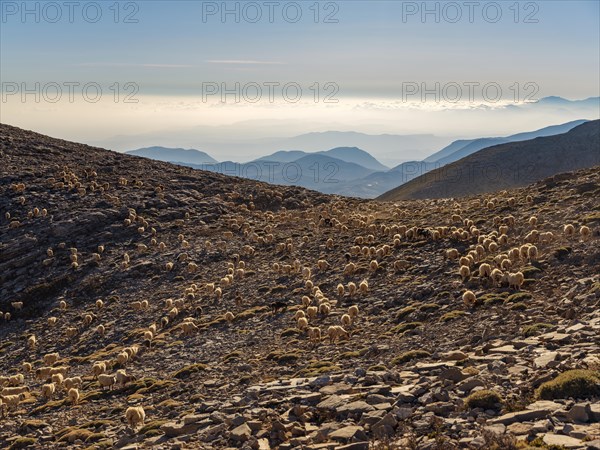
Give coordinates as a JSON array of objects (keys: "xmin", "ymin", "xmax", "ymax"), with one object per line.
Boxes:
[
  {"xmin": 121, "ymin": 131, "xmax": 450, "ymax": 167},
  {"xmin": 127, "ymin": 146, "xmax": 218, "ymax": 165},
  {"xmin": 532, "ymin": 96, "xmax": 599, "ymax": 107},
  {"xmin": 313, "ymin": 120, "xmax": 589, "ymax": 197},
  {"xmin": 378, "ymin": 120, "xmax": 600, "ymax": 201},
  {"xmin": 253, "ymin": 147, "xmax": 389, "ymax": 171},
  {"xmin": 184, "ymin": 152, "xmax": 378, "ymax": 194},
  {"xmin": 424, "ymin": 119, "xmax": 589, "ymax": 165},
  {"xmin": 95, "ymin": 96, "xmax": 600, "ymax": 164},
  {"xmin": 126, "ymin": 119, "xmax": 594, "ymax": 198}
]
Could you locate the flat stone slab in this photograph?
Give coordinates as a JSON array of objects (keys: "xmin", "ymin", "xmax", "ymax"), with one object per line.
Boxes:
[
  {"xmin": 439, "ymin": 366, "xmax": 468, "ymax": 382},
  {"xmin": 335, "ymin": 443, "xmax": 369, "ymax": 450},
  {"xmin": 456, "ymin": 378, "xmax": 485, "ymax": 393},
  {"xmin": 566, "ymin": 323, "xmax": 588, "ymax": 332},
  {"xmin": 230, "ymin": 423, "xmax": 252, "ymax": 442},
  {"xmin": 257, "ymin": 438, "xmax": 271, "ymax": 450},
  {"xmin": 488, "ymin": 345, "xmax": 519, "ymax": 354},
  {"xmin": 507, "ymin": 422, "xmax": 535, "ymax": 435},
  {"xmin": 337, "ymin": 401, "xmax": 376, "ymax": 415},
  {"xmin": 390, "ymin": 384, "xmax": 416, "ymax": 394},
  {"xmin": 542, "ymin": 433, "xmax": 585, "ymax": 448},
  {"xmin": 527, "ymin": 400, "xmax": 565, "ymax": 412},
  {"xmin": 534, "ymin": 351, "xmax": 559, "ymax": 368},
  {"xmin": 161, "ymin": 421, "xmax": 204, "ymax": 437},
  {"xmin": 320, "ymin": 383, "xmax": 353, "ymax": 395},
  {"xmin": 329, "ymin": 425, "xmax": 367, "ymax": 441},
  {"xmin": 413, "ymin": 362, "xmax": 455, "ymax": 371},
  {"xmin": 441, "ymin": 350, "xmax": 469, "ymax": 361},
  {"xmin": 567, "ymin": 403, "xmax": 592, "ymax": 423},
  {"xmin": 317, "ymin": 395, "xmax": 346, "ymax": 410},
  {"xmin": 539, "ymin": 332, "xmax": 571, "ymax": 343},
  {"xmin": 591, "ymin": 403, "xmax": 600, "ymax": 422},
  {"xmin": 492, "ymin": 408, "xmax": 551, "ymax": 425},
  {"xmin": 585, "ymin": 439, "xmax": 600, "ymax": 450},
  {"xmin": 484, "ymin": 424, "xmax": 506, "ymax": 435}
]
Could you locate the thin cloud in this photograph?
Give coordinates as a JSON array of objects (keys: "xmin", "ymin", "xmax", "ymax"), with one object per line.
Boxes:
[
  {"xmin": 205, "ymin": 60, "xmax": 285, "ymax": 65},
  {"xmin": 76, "ymin": 63, "xmax": 195, "ymax": 68}
]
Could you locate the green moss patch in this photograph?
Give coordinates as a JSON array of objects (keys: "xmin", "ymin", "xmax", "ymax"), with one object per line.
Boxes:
[
  {"xmin": 522, "ymin": 323, "xmax": 553, "ymax": 337},
  {"xmin": 510, "ymin": 302, "xmax": 527, "ymax": 311},
  {"xmin": 8, "ymin": 438, "xmax": 36, "ymax": 450},
  {"xmin": 389, "ymin": 322, "xmax": 422, "ymax": 334},
  {"xmin": 465, "ymin": 390, "xmax": 503, "ymax": 411},
  {"xmin": 172, "ymin": 364, "xmax": 207, "ymax": 380},
  {"xmin": 294, "ymin": 360, "xmax": 341, "ymax": 377},
  {"xmin": 440, "ymin": 310, "xmax": 468, "ymax": 322},
  {"xmin": 31, "ymin": 398, "xmax": 65, "ymax": 414},
  {"xmin": 481, "ymin": 292, "xmax": 509, "ymax": 306},
  {"xmin": 223, "ymin": 351, "xmax": 242, "ymax": 361},
  {"xmin": 536, "ymin": 370, "xmax": 600, "ymax": 400},
  {"xmin": 395, "ymin": 306, "xmax": 416, "ymax": 321},
  {"xmin": 19, "ymin": 420, "xmax": 50, "ymax": 430},
  {"xmin": 553, "ymin": 247, "xmax": 572, "ymax": 260},
  {"xmin": 139, "ymin": 420, "xmax": 169, "ymax": 436},
  {"xmin": 505, "ymin": 292, "xmax": 532, "ymax": 303},
  {"xmin": 419, "ymin": 303, "xmax": 440, "ymax": 312},
  {"xmin": 56, "ymin": 428, "xmax": 105, "ymax": 444},
  {"xmin": 236, "ymin": 306, "xmax": 269, "ymax": 320},
  {"xmin": 391, "ymin": 350, "xmax": 431, "ymax": 365},
  {"xmin": 521, "ymin": 266, "xmax": 542, "ymax": 278},
  {"xmin": 281, "ymin": 328, "xmax": 301, "ymax": 337},
  {"xmin": 266, "ymin": 350, "xmax": 301, "ymax": 364}
]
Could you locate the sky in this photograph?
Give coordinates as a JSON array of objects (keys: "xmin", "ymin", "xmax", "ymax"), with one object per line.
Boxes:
[{"xmin": 1, "ymin": 0, "xmax": 599, "ymax": 162}]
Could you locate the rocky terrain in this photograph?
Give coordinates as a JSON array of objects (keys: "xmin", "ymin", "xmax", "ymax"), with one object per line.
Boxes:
[{"xmin": 1, "ymin": 123, "xmax": 599, "ymax": 450}]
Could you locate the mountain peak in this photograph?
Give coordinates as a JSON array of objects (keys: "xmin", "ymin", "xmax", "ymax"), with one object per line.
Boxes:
[
  {"xmin": 126, "ymin": 146, "xmax": 218, "ymax": 165},
  {"xmin": 319, "ymin": 147, "xmax": 389, "ymax": 171}
]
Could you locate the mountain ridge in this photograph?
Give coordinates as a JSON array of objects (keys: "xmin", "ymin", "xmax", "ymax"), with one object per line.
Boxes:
[
  {"xmin": 378, "ymin": 120, "xmax": 600, "ymax": 201},
  {"xmin": 123, "ymin": 119, "xmax": 593, "ymax": 199},
  {"xmin": 127, "ymin": 146, "xmax": 218, "ymax": 165}
]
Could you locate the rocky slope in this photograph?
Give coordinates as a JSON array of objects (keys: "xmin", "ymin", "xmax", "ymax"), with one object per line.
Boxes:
[
  {"xmin": 378, "ymin": 120, "xmax": 600, "ymax": 201},
  {"xmin": 1, "ymin": 123, "xmax": 599, "ymax": 449}
]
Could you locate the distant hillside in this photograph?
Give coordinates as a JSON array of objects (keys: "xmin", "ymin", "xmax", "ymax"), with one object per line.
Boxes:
[
  {"xmin": 435, "ymin": 138, "xmax": 509, "ymax": 166},
  {"xmin": 425, "ymin": 120, "xmax": 588, "ymax": 166},
  {"xmin": 422, "ymin": 140, "xmax": 474, "ymax": 163},
  {"xmin": 318, "ymin": 147, "xmax": 389, "ymax": 171},
  {"xmin": 274, "ymin": 131, "xmax": 447, "ymax": 164},
  {"xmin": 378, "ymin": 120, "xmax": 600, "ymax": 201},
  {"xmin": 253, "ymin": 150, "xmax": 308, "ymax": 163},
  {"xmin": 507, "ymin": 119, "xmax": 589, "ymax": 141},
  {"xmin": 127, "ymin": 146, "xmax": 218, "ymax": 165},
  {"xmin": 124, "ymin": 120, "xmax": 590, "ymax": 199},
  {"xmin": 332, "ymin": 161, "xmax": 439, "ymax": 198},
  {"xmin": 189, "ymin": 153, "xmax": 375, "ymax": 194},
  {"xmin": 535, "ymin": 96, "xmax": 599, "ymax": 107},
  {"xmin": 252, "ymin": 146, "xmax": 388, "ymax": 171},
  {"xmin": 337, "ymin": 120, "xmax": 590, "ymax": 199}
]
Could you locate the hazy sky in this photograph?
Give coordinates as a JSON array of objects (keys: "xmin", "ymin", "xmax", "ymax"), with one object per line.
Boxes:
[{"xmin": 1, "ymin": 0, "xmax": 599, "ymax": 160}]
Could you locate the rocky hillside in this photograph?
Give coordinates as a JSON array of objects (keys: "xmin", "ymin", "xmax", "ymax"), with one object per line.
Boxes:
[
  {"xmin": 378, "ymin": 120, "xmax": 600, "ymax": 202},
  {"xmin": 1, "ymin": 123, "xmax": 599, "ymax": 450}
]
